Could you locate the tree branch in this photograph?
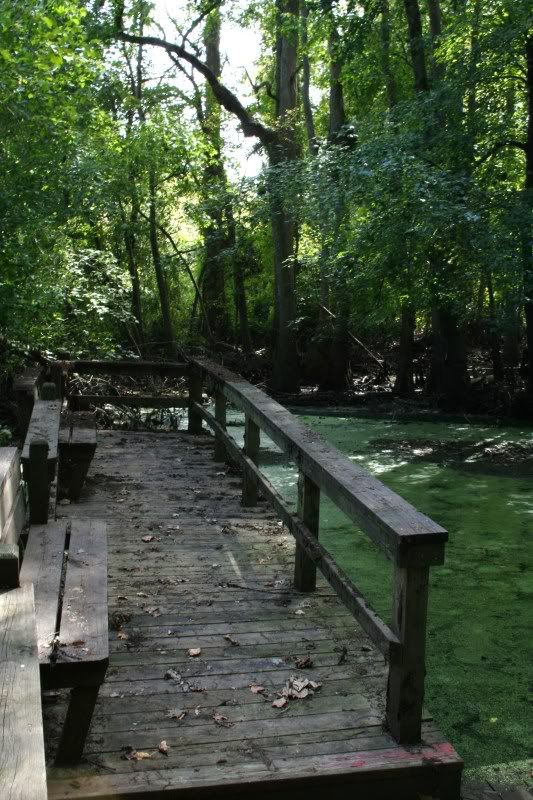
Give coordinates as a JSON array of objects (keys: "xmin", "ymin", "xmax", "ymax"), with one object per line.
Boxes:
[
  {"xmin": 475, "ymin": 139, "xmax": 527, "ymax": 167},
  {"xmin": 117, "ymin": 30, "xmax": 278, "ymax": 147}
]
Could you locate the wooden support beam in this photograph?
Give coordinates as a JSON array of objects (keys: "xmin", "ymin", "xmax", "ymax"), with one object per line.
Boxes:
[
  {"xmin": 242, "ymin": 414, "xmax": 260, "ymax": 506},
  {"xmin": 40, "ymin": 381, "xmax": 57, "ymax": 400},
  {"xmin": 62, "ymin": 359, "xmax": 187, "ymax": 377},
  {"xmin": 67, "ymin": 394, "xmax": 188, "ymax": 409},
  {"xmin": 294, "ymin": 472, "xmax": 320, "ymax": 592},
  {"xmin": 386, "ymin": 564, "xmax": 429, "ymax": 743},
  {"xmin": 188, "ymin": 366, "xmax": 203, "ymax": 434},
  {"xmin": 213, "ymin": 391, "xmax": 227, "ymax": 462},
  {"xmin": 27, "ymin": 440, "xmax": 49, "ymax": 525},
  {"xmin": 0, "ymin": 543, "xmax": 19, "ymax": 588}
]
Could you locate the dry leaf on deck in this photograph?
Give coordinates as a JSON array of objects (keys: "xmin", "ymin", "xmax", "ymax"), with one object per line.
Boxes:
[
  {"xmin": 141, "ymin": 535, "xmax": 156, "ymax": 543},
  {"xmin": 213, "ymin": 711, "xmax": 233, "ymax": 728},
  {"xmin": 295, "ymin": 655, "xmax": 313, "ymax": 669},
  {"xmin": 272, "ymin": 697, "xmax": 288, "ymax": 709},
  {"xmin": 166, "ymin": 709, "xmax": 187, "ymax": 721},
  {"xmin": 294, "ymin": 609, "xmax": 305, "ymax": 616},
  {"xmin": 188, "ymin": 648, "xmax": 201, "ymax": 657},
  {"xmin": 117, "ymin": 632, "xmax": 129, "ymax": 641},
  {"xmin": 250, "ymin": 685, "xmax": 267, "ymax": 695},
  {"xmin": 159, "ymin": 740, "xmax": 170, "ymax": 755},
  {"xmin": 223, "ymin": 634, "xmax": 239, "ymax": 647}
]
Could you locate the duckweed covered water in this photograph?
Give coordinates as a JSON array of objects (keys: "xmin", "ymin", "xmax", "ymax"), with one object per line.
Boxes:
[{"xmin": 227, "ymin": 411, "xmax": 533, "ymax": 785}]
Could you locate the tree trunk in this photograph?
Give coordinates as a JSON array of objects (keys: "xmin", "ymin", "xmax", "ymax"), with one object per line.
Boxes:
[
  {"xmin": 269, "ymin": 0, "xmax": 301, "ymax": 393},
  {"xmin": 395, "ymin": 304, "xmax": 416, "ymax": 395},
  {"xmin": 201, "ymin": 10, "xmax": 230, "ymax": 342},
  {"xmin": 148, "ymin": 170, "xmax": 178, "ymax": 358},
  {"xmin": 523, "ymin": 35, "xmax": 533, "ymax": 394},
  {"xmin": 486, "ymin": 271, "xmax": 504, "ymax": 383},
  {"xmin": 300, "ymin": 1, "xmax": 318, "ymax": 155},
  {"xmin": 226, "ymin": 206, "xmax": 252, "ymax": 353}
]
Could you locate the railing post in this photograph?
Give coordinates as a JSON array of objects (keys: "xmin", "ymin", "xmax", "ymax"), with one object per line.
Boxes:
[
  {"xmin": 40, "ymin": 381, "xmax": 57, "ymax": 400},
  {"xmin": 188, "ymin": 365, "xmax": 203, "ymax": 434},
  {"xmin": 242, "ymin": 414, "xmax": 259, "ymax": 506},
  {"xmin": 27, "ymin": 439, "xmax": 49, "ymax": 525},
  {"xmin": 214, "ymin": 390, "xmax": 227, "ymax": 462},
  {"xmin": 386, "ymin": 563, "xmax": 429, "ymax": 743},
  {"xmin": 294, "ymin": 472, "xmax": 320, "ymax": 592}
]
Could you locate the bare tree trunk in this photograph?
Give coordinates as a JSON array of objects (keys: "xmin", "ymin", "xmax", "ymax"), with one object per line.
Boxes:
[
  {"xmin": 201, "ymin": 10, "xmax": 230, "ymax": 341},
  {"xmin": 523, "ymin": 35, "xmax": 533, "ymax": 395},
  {"xmin": 226, "ymin": 206, "xmax": 252, "ymax": 353},
  {"xmin": 148, "ymin": 170, "xmax": 178, "ymax": 358},
  {"xmin": 269, "ymin": 0, "xmax": 300, "ymax": 392},
  {"xmin": 300, "ymin": 1, "xmax": 318, "ymax": 155}
]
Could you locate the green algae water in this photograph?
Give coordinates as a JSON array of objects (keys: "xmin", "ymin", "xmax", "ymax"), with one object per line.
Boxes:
[{"xmin": 226, "ymin": 411, "xmax": 533, "ymax": 785}]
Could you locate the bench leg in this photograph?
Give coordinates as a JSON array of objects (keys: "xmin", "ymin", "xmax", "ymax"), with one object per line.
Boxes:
[{"xmin": 55, "ymin": 685, "xmax": 100, "ymax": 765}]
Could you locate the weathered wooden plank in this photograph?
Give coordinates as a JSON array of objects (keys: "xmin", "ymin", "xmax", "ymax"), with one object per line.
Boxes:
[
  {"xmin": 0, "ymin": 584, "xmax": 47, "ymax": 800},
  {"xmin": 67, "ymin": 394, "xmax": 188, "ymax": 409},
  {"xmin": 242, "ymin": 414, "xmax": 260, "ymax": 506},
  {"xmin": 58, "ymin": 519, "xmax": 108, "ymax": 672},
  {"xmin": 193, "ymin": 358, "xmax": 447, "ymax": 565},
  {"xmin": 21, "ymin": 399, "xmax": 62, "ymax": 463},
  {"xmin": 0, "ymin": 448, "xmax": 20, "ymax": 535},
  {"xmin": 1, "ymin": 485, "xmax": 26, "ymax": 546},
  {"xmin": 20, "ymin": 521, "xmax": 67, "ymax": 660}
]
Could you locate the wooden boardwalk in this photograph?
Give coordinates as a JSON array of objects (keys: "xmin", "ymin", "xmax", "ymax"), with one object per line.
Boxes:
[{"xmin": 45, "ymin": 428, "xmax": 461, "ymax": 799}]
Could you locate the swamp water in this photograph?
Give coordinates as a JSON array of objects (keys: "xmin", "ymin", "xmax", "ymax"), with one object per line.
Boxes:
[{"xmin": 227, "ymin": 412, "xmax": 532, "ymax": 785}]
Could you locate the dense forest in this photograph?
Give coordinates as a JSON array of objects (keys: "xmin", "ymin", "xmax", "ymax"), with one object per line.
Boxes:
[{"xmin": 1, "ymin": 0, "xmax": 532, "ymax": 414}]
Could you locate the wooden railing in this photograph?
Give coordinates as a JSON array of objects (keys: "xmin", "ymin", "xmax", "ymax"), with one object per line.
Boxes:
[
  {"xmin": 188, "ymin": 357, "xmax": 448, "ymax": 746},
  {"xmin": 33, "ymin": 356, "xmax": 447, "ymax": 744}
]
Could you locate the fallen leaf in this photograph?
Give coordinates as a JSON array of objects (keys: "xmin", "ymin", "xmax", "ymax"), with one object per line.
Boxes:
[
  {"xmin": 295, "ymin": 655, "xmax": 313, "ymax": 669},
  {"xmin": 213, "ymin": 711, "xmax": 233, "ymax": 728},
  {"xmin": 272, "ymin": 697, "xmax": 288, "ymax": 709},
  {"xmin": 188, "ymin": 648, "xmax": 201, "ymax": 657},
  {"xmin": 250, "ymin": 685, "xmax": 267, "ymax": 695},
  {"xmin": 159, "ymin": 740, "xmax": 170, "ymax": 755},
  {"xmin": 137, "ymin": 591, "xmax": 149, "ymax": 598},
  {"xmin": 142, "ymin": 535, "xmax": 155, "ymax": 543},
  {"xmin": 165, "ymin": 669, "xmax": 181, "ymax": 681},
  {"xmin": 166, "ymin": 709, "xmax": 187, "ymax": 721},
  {"xmin": 223, "ymin": 634, "xmax": 239, "ymax": 647},
  {"xmin": 117, "ymin": 595, "xmax": 128, "ymax": 601},
  {"xmin": 117, "ymin": 632, "xmax": 129, "ymax": 641},
  {"xmin": 122, "ymin": 746, "xmax": 153, "ymax": 761},
  {"xmin": 294, "ymin": 609, "xmax": 305, "ymax": 616}
]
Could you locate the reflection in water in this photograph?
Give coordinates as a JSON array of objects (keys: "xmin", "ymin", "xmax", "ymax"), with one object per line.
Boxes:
[{"xmin": 224, "ymin": 409, "xmax": 533, "ymax": 784}]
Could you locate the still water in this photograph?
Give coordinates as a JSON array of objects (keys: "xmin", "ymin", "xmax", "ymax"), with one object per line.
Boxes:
[{"xmin": 227, "ymin": 410, "xmax": 532, "ymax": 785}]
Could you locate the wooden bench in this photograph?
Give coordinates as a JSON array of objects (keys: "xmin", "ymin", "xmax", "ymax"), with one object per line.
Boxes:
[
  {"xmin": 58, "ymin": 411, "xmax": 97, "ymax": 501},
  {"xmin": 1, "ymin": 448, "xmax": 26, "ymax": 583},
  {"xmin": 21, "ymin": 397, "xmax": 62, "ymax": 524},
  {"xmin": 20, "ymin": 518, "xmax": 108, "ymax": 765},
  {"xmin": 0, "ymin": 584, "xmax": 47, "ymax": 800}
]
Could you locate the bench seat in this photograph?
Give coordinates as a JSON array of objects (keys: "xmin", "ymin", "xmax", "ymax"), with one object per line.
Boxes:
[
  {"xmin": 21, "ymin": 399, "xmax": 62, "ymax": 524},
  {"xmin": 0, "ymin": 584, "xmax": 47, "ymax": 800},
  {"xmin": 20, "ymin": 518, "xmax": 108, "ymax": 764},
  {"xmin": 58, "ymin": 411, "xmax": 97, "ymax": 500}
]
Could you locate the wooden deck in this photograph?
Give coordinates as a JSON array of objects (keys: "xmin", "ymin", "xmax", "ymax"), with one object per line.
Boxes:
[{"xmin": 45, "ymin": 428, "xmax": 462, "ymax": 799}]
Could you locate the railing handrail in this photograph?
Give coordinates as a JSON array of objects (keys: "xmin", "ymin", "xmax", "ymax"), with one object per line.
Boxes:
[
  {"xmin": 191, "ymin": 357, "xmax": 447, "ymax": 566},
  {"xmin": 188, "ymin": 357, "xmax": 448, "ymax": 746}
]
